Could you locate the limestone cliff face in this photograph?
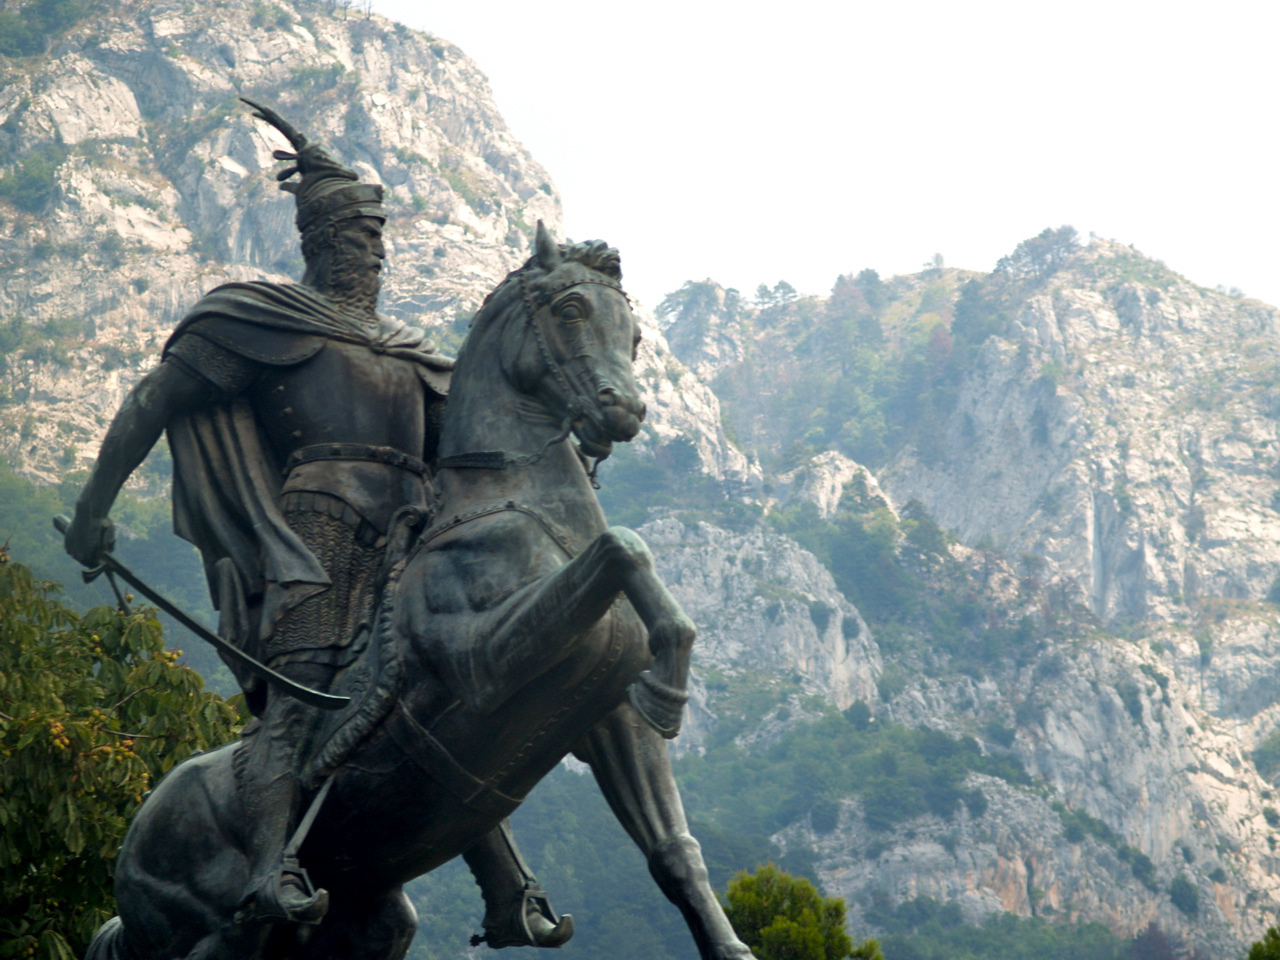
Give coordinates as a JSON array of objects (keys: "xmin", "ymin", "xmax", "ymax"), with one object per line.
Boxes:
[
  {"xmin": 638, "ymin": 515, "xmax": 880, "ymax": 751},
  {"xmin": 879, "ymin": 240, "xmax": 1280, "ymax": 627},
  {"xmin": 0, "ymin": 0, "xmax": 559, "ymax": 481},
  {"xmin": 654, "ymin": 247, "xmax": 1280, "ymax": 955},
  {"xmin": 871, "ymin": 623, "xmax": 1279, "ymax": 954},
  {"xmin": 628, "ymin": 309, "xmax": 761, "ymax": 495}
]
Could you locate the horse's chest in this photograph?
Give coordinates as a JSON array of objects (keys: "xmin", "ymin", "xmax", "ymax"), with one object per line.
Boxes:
[{"xmin": 316, "ymin": 601, "xmax": 647, "ymax": 883}]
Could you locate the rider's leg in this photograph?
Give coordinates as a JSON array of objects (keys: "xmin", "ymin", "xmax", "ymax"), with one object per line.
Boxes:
[
  {"xmin": 236, "ymin": 662, "xmax": 335, "ymax": 924},
  {"xmin": 463, "ymin": 820, "xmax": 573, "ymax": 949},
  {"xmin": 574, "ymin": 702, "xmax": 754, "ymax": 960}
]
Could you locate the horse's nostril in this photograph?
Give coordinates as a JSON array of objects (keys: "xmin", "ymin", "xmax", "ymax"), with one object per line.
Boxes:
[{"xmin": 598, "ymin": 387, "xmax": 619, "ymax": 406}]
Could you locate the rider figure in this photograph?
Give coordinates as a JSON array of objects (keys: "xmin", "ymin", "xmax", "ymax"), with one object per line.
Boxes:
[{"xmin": 64, "ymin": 99, "xmax": 571, "ymax": 946}]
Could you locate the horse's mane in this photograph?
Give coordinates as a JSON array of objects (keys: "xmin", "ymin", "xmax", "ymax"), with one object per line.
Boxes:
[
  {"xmin": 473, "ymin": 240, "xmax": 622, "ymax": 325},
  {"xmin": 452, "ymin": 240, "xmax": 623, "ymax": 376}
]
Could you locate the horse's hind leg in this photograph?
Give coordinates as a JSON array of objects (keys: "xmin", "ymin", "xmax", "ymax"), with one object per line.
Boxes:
[
  {"xmin": 575, "ymin": 703, "xmax": 755, "ymax": 960},
  {"xmin": 296, "ymin": 886, "xmax": 417, "ymax": 960}
]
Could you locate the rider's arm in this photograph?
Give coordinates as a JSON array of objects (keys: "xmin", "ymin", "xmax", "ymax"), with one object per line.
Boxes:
[{"xmin": 64, "ymin": 352, "xmax": 229, "ymax": 565}]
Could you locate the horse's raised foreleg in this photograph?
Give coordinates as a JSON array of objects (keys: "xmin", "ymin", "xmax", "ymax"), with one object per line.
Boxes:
[
  {"xmin": 604, "ymin": 528, "xmax": 697, "ymax": 739},
  {"xmin": 464, "ymin": 527, "xmax": 694, "ymax": 737},
  {"xmin": 575, "ymin": 703, "xmax": 755, "ymax": 960}
]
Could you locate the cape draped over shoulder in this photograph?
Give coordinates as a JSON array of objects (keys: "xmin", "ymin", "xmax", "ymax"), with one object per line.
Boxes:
[{"xmin": 161, "ymin": 281, "xmax": 453, "ymax": 684}]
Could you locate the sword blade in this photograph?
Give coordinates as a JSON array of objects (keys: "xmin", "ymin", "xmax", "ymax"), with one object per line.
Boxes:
[{"xmin": 53, "ymin": 516, "xmax": 350, "ymax": 711}]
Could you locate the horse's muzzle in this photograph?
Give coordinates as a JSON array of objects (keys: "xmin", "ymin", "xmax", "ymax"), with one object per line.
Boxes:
[
  {"xmin": 575, "ymin": 387, "xmax": 644, "ymax": 456},
  {"xmin": 597, "ymin": 387, "xmax": 645, "ymax": 441}
]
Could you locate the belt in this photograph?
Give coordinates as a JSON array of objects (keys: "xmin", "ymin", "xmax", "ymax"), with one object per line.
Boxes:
[{"xmin": 283, "ymin": 443, "xmax": 429, "ymax": 477}]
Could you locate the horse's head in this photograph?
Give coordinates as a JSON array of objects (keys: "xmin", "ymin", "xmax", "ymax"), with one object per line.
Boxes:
[{"xmin": 496, "ymin": 222, "xmax": 646, "ymax": 460}]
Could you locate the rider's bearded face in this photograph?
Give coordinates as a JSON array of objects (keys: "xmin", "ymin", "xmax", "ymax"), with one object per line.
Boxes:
[{"xmin": 323, "ymin": 216, "xmax": 385, "ymax": 313}]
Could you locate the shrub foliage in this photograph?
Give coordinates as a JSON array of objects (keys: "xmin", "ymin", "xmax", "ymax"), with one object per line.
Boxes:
[{"xmin": 0, "ymin": 557, "xmax": 241, "ymax": 960}]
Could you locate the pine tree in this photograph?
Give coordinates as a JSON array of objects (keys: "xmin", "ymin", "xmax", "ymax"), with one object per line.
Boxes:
[
  {"xmin": 1250, "ymin": 927, "xmax": 1280, "ymax": 960},
  {"xmin": 723, "ymin": 863, "xmax": 883, "ymax": 960}
]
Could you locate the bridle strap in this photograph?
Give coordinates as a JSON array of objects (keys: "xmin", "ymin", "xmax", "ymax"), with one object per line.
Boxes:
[{"xmin": 439, "ymin": 272, "xmax": 627, "ymax": 487}]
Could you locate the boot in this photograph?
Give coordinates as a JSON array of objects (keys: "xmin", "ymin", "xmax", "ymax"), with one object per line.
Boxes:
[
  {"xmin": 236, "ymin": 856, "xmax": 329, "ymax": 925},
  {"xmin": 471, "ymin": 882, "xmax": 574, "ymax": 949},
  {"xmin": 465, "ymin": 820, "xmax": 573, "ymax": 949},
  {"xmin": 234, "ymin": 725, "xmax": 330, "ymax": 925}
]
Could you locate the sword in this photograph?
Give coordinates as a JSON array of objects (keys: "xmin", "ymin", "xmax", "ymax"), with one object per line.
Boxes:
[{"xmin": 54, "ymin": 516, "xmax": 350, "ymax": 711}]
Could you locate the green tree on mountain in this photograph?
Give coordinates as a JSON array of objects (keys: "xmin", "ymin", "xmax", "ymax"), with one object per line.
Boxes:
[
  {"xmin": 723, "ymin": 863, "xmax": 883, "ymax": 960},
  {"xmin": 1250, "ymin": 926, "xmax": 1280, "ymax": 960}
]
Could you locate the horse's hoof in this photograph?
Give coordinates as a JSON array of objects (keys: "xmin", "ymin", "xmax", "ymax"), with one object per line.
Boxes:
[{"xmin": 628, "ymin": 672, "xmax": 688, "ymax": 739}]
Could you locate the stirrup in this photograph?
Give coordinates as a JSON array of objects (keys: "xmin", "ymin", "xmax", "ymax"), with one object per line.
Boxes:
[
  {"xmin": 235, "ymin": 857, "xmax": 329, "ymax": 925},
  {"xmin": 628, "ymin": 671, "xmax": 689, "ymax": 739},
  {"xmin": 471, "ymin": 882, "xmax": 574, "ymax": 949}
]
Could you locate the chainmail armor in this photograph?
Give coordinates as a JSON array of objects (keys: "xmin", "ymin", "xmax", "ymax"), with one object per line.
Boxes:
[{"xmin": 266, "ymin": 491, "xmax": 382, "ymax": 662}]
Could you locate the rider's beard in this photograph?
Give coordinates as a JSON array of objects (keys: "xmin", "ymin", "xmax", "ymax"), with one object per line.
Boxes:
[{"xmin": 324, "ymin": 253, "xmax": 382, "ymax": 319}]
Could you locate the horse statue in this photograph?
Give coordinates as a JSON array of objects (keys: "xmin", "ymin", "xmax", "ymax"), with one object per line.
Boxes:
[{"xmin": 86, "ymin": 224, "xmax": 757, "ymax": 960}]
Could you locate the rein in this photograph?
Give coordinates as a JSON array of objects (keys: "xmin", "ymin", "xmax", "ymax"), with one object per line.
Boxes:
[
  {"xmin": 411, "ymin": 498, "xmax": 580, "ymax": 561},
  {"xmin": 436, "ymin": 272, "xmax": 627, "ymax": 489}
]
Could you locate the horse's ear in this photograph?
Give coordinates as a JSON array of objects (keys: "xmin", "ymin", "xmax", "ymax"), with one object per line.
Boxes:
[{"xmin": 535, "ymin": 220, "xmax": 561, "ymax": 270}]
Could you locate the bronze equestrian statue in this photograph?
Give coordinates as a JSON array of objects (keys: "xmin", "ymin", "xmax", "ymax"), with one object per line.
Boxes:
[
  {"xmin": 69, "ymin": 102, "xmax": 757, "ymax": 960},
  {"xmin": 66, "ymin": 101, "xmax": 571, "ymax": 949}
]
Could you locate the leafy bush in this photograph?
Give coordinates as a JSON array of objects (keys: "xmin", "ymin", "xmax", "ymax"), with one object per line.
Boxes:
[
  {"xmin": 1052, "ymin": 801, "xmax": 1117, "ymax": 846},
  {"xmin": 1117, "ymin": 682, "xmax": 1143, "ymax": 723},
  {"xmin": 676, "ymin": 712, "xmax": 1026, "ymax": 840},
  {"xmin": 1168, "ymin": 875, "xmax": 1198, "ymax": 916},
  {"xmin": 249, "ymin": 1, "xmax": 290, "ymax": 28},
  {"xmin": 869, "ymin": 899, "xmax": 1128, "ymax": 960},
  {"xmin": 1250, "ymin": 926, "xmax": 1280, "ymax": 960},
  {"xmin": 0, "ymin": 142, "xmax": 69, "ymax": 213},
  {"xmin": 0, "ymin": 0, "xmax": 90, "ymax": 57},
  {"xmin": 0, "ymin": 558, "xmax": 242, "ymax": 960},
  {"xmin": 1117, "ymin": 846, "xmax": 1159, "ymax": 892},
  {"xmin": 994, "ymin": 226, "xmax": 1080, "ymax": 284}
]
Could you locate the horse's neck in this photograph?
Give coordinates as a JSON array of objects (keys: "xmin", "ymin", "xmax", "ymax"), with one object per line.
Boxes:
[{"xmin": 436, "ymin": 353, "xmax": 607, "ymax": 539}]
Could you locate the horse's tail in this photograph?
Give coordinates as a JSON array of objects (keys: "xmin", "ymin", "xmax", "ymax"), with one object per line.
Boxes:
[{"xmin": 85, "ymin": 916, "xmax": 137, "ymax": 960}]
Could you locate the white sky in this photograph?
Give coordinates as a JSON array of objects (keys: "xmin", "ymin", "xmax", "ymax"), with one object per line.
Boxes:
[{"xmin": 370, "ymin": 0, "xmax": 1280, "ymax": 312}]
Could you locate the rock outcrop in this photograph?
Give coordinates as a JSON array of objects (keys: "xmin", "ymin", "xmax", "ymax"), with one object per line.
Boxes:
[
  {"xmin": 0, "ymin": 0, "xmax": 558, "ymax": 482},
  {"xmin": 880, "ymin": 241, "xmax": 1280, "ymax": 626}
]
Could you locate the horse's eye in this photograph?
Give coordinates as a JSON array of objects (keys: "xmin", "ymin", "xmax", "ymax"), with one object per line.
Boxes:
[{"xmin": 559, "ymin": 303, "xmax": 583, "ymax": 321}]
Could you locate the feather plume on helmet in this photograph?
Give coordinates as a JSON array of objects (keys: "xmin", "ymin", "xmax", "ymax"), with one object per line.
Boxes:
[{"xmin": 240, "ymin": 97, "xmax": 385, "ymax": 239}]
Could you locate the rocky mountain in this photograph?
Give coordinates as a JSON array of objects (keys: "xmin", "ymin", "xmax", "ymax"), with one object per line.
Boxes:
[
  {"xmin": 0, "ymin": 0, "xmax": 558, "ymax": 483},
  {"xmin": 6, "ymin": 3, "xmax": 1280, "ymax": 958},
  {"xmin": 659, "ymin": 241, "xmax": 1280, "ymax": 956}
]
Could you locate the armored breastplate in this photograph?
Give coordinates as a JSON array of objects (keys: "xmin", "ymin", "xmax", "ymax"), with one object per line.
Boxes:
[{"xmin": 255, "ymin": 340, "xmax": 435, "ymax": 533}]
